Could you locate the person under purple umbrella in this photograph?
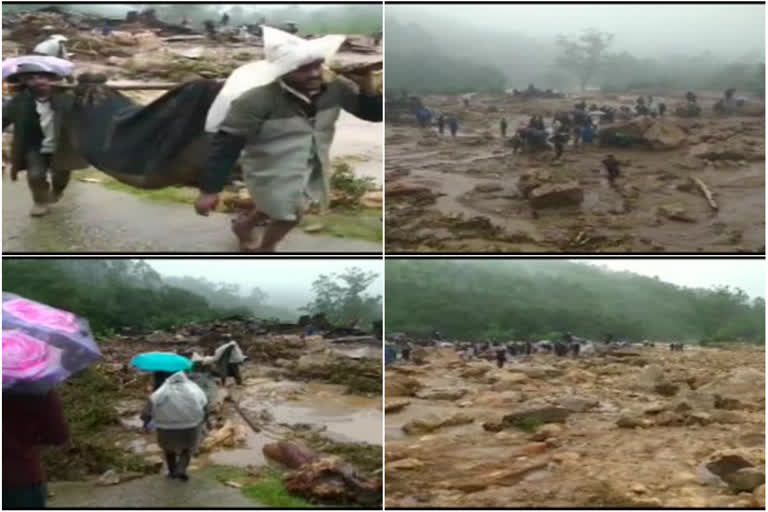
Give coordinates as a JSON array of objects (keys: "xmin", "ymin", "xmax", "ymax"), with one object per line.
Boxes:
[{"xmin": 2, "ymin": 293, "xmax": 101, "ymax": 509}]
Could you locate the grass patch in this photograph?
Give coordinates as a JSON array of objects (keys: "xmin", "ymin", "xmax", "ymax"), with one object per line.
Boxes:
[
  {"xmin": 76, "ymin": 169, "xmax": 198, "ymax": 204},
  {"xmin": 508, "ymin": 416, "xmax": 545, "ymax": 433},
  {"xmin": 300, "ymin": 208, "xmax": 381, "ymax": 242},
  {"xmin": 204, "ymin": 465, "xmax": 310, "ymax": 508}
]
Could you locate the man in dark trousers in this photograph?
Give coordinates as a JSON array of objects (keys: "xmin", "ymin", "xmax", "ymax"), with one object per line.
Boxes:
[
  {"xmin": 602, "ymin": 154, "xmax": 621, "ymax": 186},
  {"xmin": 500, "ymin": 118, "xmax": 508, "ymax": 138},
  {"xmin": 495, "ymin": 344, "xmax": 507, "ymax": 368},
  {"xmin": 437, "ymin": 114, "xmax": 445, "ymax": 135},
  {"xmin": 447, "ymin": 116, "xmax": 458, "ymax": 137},
  {"xmin": 2, "ymin": 63, "xmax": 82, "ymax": 217}
]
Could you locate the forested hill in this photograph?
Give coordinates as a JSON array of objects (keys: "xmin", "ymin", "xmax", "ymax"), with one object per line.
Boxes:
[
  {"xmin": 385, "ymin": 260, "xmax": 765, "ymax": 343},
  {"xmin": 2, "ymin": 260, "xmax": 252, "ymax": 334}
]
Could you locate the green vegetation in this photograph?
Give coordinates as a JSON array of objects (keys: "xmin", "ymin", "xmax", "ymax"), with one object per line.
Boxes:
[
  {"xmin": 2, "ymin": 259, "xmax": 249, "ymax": 334},
  {"xmin": 78, "ymin": 169, "xmax": 198, "ymax": 204},
  {"xmin": 204, "ymin": 465, "xmax": 310, "ymax": 508},
  {"xmin": 386, "ymin": 260, "xmax": 765, "ymax": 343},
  {"xmin": 300, "ymin": 209, "xmax": 381, "ymax": 242},
  {"xmin": 42, "ymin": 366, "xmax": 149, "ymax": 481},
  {"xmin": 301, "ymin": 267, "xmax": 382, "ymax": 329}
]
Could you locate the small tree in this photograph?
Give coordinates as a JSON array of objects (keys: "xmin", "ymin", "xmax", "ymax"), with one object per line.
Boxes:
[{"xmin": 556, "ymin": 29, "xmax": 614, "ymax": 91}]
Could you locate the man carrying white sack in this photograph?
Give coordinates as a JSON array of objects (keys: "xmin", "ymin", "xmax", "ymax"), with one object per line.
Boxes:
[{"xmin": 195, "ymin": 26, "xmax": 382, "ymax": 252}]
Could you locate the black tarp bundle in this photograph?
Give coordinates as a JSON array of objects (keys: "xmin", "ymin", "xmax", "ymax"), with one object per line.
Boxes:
[{"xmin": 67, "ymin": 77, "xmax": 223, "ymax": 187}]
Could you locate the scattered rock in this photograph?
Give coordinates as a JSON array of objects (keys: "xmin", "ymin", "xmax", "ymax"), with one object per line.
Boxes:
[
  {"xmin": 415, "ymin": 387, "xmax": 469, "ymax": 401},
  {"xmin": 754, "ymin": 484, "xmax": 765, "ymax": 508},
  {"xmin": 529, "ymin": 182, "xmax": 584, "ymax": 209},
  {"xmin": 559, "ymin": 396, "xmax": 599, "ymax": 412},
  {"xmin": 385, "ymin": 374, "xmax": 423, "ymax": 397},
  {"xmin": 490, "ymin": 373, "xmax": 529, "ymax": 391},
  {"xmin": 530, "ymin": 423, "xmax": 563, "ymax": 441},
  {"xmin": 474, "ymin": 183, "xmax": 504, "ymax": 193},
  {"xmin": 630, "ymin": 483, "xmax": 648, "ymax": 494},
  {"xmin": 403, "ymin": 412, "xmax": 474, "ymax": 435},
  {"xmin": 517, "ymin": 168, "xmax": 552, "ymax": 198},
  {"xmin": 495, "ymin": 406, "xmax": 572, "ymax": 431},
  {"xmin": 722, "ymin": 468, "xmax": 765, "ymax": 493},
  {"xmin": 387, "ymin": 458, "xmax": 424, "ymax": 471},
  {"xmin": 616, "ymin": 415, "xmax": 649, "ymax": 429},
  {"xmin": 461, "ymin": 365, "xmax": 491, "ymax": 378},
  {"xmin": 523, "ymin": 442, "xmax": 548, "ymax": 456},
  {"xmin": 643, "ymin": 121, "xmax": 687, "ymax": 149},
  {"xmin": 654, "ymin": 382, "xmax": 680, "ymax": 397},
  {"xmin": 658, "ymin": 204, "xmax": 696, "ymax": 223},
  {"xmin": 385, "ymin": 399, "xmax": 411, "ymax": 414},
  {"xmin": 97, "ymin": 469, "xmax": 120, "ymax": 486}
]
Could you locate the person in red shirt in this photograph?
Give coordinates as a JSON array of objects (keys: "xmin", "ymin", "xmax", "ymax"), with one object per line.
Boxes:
[{"xmin": 3, "ymin": 389, "xmax": 71, "ymax": 508}]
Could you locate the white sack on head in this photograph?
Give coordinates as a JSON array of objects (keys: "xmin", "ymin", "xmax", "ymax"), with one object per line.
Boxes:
[{"xmin": 205, "ymin": 26, "xmax": 345, "ymax": 133}]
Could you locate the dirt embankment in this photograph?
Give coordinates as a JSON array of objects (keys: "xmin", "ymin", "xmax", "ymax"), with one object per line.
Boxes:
[
  {"xmin": 385, "ymin": 345, "xmax": 765, "ymax": 508},
  {"xmin": 385, "ymin": 93, "xmax": 764, "ymax": 253}
]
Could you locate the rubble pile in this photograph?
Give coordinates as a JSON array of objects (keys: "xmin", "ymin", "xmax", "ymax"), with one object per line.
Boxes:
[{"xmin": 385, "ymin": 344, "xmax": 765, "ymax": 508}]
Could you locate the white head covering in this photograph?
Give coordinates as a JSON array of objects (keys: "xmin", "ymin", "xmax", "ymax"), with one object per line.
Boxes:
[{"xmin": 205, "ymin": 26, "xmax": 345, "ymax": 132}]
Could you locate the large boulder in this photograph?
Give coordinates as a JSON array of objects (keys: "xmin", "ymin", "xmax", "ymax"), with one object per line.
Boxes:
[
  {"xmin": 263, "ymin": 441, "xmax": 319, "ymax": 469},
  {"xmin": 415, "ymin": 387, "xmax": 469, "ymax": 401},
  {"xmin": 385, "ymin": 373, "xmax": 423, "ymax": 397},
  {"xmin": 528, "ymin": 182, "xmax": 584, "ymax": 209},
  {"xmin": 283, "ymin": 457, "xmax": 381, "ymax": 507},
  {"xmin": 517, "ymin": 168, "xmax": 552, "ymax": 198},
  {"xmin": 643, "ymin": 121, "xmax": 687, "ymax": 149}
]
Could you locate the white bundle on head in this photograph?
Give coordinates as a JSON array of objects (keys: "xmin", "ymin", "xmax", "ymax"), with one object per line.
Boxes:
[{"xmin": 204, "ymin": 26, "xmax": 346, "ymax": 133}]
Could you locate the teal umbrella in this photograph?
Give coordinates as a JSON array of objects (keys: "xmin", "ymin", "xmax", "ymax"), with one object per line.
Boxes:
[{"xmin": 131, "ymin": 352, "xmax": 192, "ymax": 373}]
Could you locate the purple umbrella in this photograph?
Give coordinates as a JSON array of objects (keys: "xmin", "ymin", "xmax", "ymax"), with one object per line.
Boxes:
[
  {"xmin": 2, "ymin": 292, "xmax": 102, "ymax": 394},
  {"xmin": 2, "ymin": 55, "xmax": 74, "ymax": 81}
]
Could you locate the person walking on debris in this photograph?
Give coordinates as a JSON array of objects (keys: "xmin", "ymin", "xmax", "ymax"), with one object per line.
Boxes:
[
  {"xmin": 196, "ymin": 27, "xmax": 382, "ymax": 252},
  {"xmin": 212, "ymin": 339, "xmax": 247, "ymax": 385},
  {"xmin": 141, "ymin": 372, "xmax": 208, "ymax": 482},
  {"xmin": 437, "ymin": 113, "xmax": 445, "ymax": 135},
  {"xmin": 602, "ymin": 154, "xmax": 621, "ymax": 187},
  {"xmin": 401, "ymin": 341, "xmax": 412, "ymax": 361},
  {"xmin": 658, "ymin": 102, "xmax": 666, "ymax": 117},
  {"xmin": 552, "ymin": 127, "xmax": 569, "ymax": 159},
  {"xmin": 447, "ymin": 116, "xmax": 459, "ymax": 137},
  {"xmin": 494, "ymin": 344, "xmax": 507, "ymax": 368},
  {"xmin": 3, "ymin": 390, "xmax": 71, "ymax": 508},
  {"xmin": 685, "ymin": 91, "xmax": 697, "ymax": 104},
  {"xmin": 2, "ymin": 63, "xmax": 79, "ymax": 217},
  {"xmin": 500, "ymin": 118, "xmax": 508, "ymax": 138}
]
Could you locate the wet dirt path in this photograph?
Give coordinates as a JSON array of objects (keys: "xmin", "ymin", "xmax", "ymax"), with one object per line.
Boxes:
[
  {"xmin": 48, "ymin": 473, "xmax": 259, "ymax": 508},
  {"xmin": 2, "ymin": 178, "xmax": 380, "ymax": 253},
  {"xmin": 385, "ymin": 94, "xmax": 764, "ymax": 253}
]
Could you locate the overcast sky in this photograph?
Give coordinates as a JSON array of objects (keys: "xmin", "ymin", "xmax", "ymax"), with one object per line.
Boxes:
[
  {"xmin": 148, "ymin": 259, "xmax": 383, "ymax": 306},
  {"xmin": 581, "ymin": 259, "xmax": 765, "ymax": 299},
  {"xmin": 387, "ymin": 4, "xmax": 765, "ymax": 58}
]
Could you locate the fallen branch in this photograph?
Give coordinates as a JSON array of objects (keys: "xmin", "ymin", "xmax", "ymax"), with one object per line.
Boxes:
[{"xmin": 692, "ymin": 177, "xmax": 718, "ymax": 210}]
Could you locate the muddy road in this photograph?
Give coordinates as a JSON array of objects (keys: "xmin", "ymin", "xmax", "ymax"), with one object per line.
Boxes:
[
  {"xmin": 385, "ymin": 93, "xmax": 764, "ymax": 253},
  {"xmin": 2, "ymin": 178, "xmax": 380, "ymax": 253},
  {"xmin": 385, "ymin": 345, "xmax": 765, "ymax": 508}
]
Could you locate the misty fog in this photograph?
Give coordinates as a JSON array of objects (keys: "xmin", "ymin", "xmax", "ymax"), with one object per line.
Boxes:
[
  {"xmin": 3, "ymin": 3, "xmax": 382, "ymax": 34},
  {"xmin": 147, "ymin": 259, "xmax": 383, "ymax": 315},
  {"xmin": 386, "ymin": 4, "xmax": 765, "ymax": 94}
]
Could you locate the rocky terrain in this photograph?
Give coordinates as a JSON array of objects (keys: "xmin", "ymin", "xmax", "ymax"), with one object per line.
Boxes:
[
  {"xmin": 385, "ymin": 92, "xmax": 764, "ymax": 253},
  {"xmin": 385, "ymin": 344, "xmax": 765, "ymax": 508}
]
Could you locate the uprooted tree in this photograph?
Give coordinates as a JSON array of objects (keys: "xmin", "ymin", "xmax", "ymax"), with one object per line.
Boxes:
[{"xmin": 556, "ymin": 28, "xmax": 614, "ymax": 91}]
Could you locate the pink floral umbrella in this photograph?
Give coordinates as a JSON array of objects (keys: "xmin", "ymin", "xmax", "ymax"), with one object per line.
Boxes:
[{"xmin": 3, "ymin": 292, "xmax": 102, "ymax": 394}]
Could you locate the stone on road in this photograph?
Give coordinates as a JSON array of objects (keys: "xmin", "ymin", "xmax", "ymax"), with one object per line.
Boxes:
[
  {"xmin": 2, "ymin": 179, "xmax": 379, "ymax": 253},
  {"xmin": 49, "ymin": 474, "xmax": 259, "ymax": 508}
]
